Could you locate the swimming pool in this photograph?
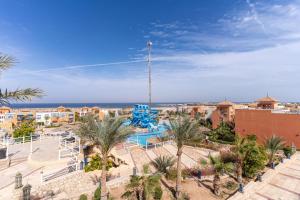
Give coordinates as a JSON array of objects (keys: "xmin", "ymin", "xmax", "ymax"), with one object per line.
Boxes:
[{"xmin": 127, "ymin": 126, "xmax": 167, "ymax": 147}]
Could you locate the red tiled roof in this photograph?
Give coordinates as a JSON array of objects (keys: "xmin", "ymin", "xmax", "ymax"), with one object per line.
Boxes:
[
  {"xmin": 256, "ymin": 96, "xmax": 277, "ymax": 102},
  {"xmin": 218, "ymin": 100, "xmax": 234, "ymax": 106}
]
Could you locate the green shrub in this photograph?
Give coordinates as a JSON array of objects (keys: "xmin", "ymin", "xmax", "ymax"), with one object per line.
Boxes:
[
  {"xmin": 243, "ymin": 145, "xmax": 267, "ymax": 178},
  {"xmin": 208, "ymin": 122, "xmax": 235, "ymax": 143},
  {"xmin": 84, "ymin": 154, "xmax": 115, "ymax": 172},
  {"xmin": 94, "ymin": 187, "xmax": 101, "ymax": 200},
  {"xmin": 13, "ymin": 122, "xmax": 35, "ymax": 138},
  {"xmin": 283, "ymin": 146, "xmax": 293, "ymax": 157},
  {"xmin": 225, "ymin": 181, "xmax": 237, "ymax": 190},
  {"xmin": 166, "ymin": 168, "xmax": 189, "ymax": 180},
  {"xmin": 153, "ymin": 187, "xmax": 163, "ymax": 200},
  {"xmin": 79, "ymin": 194, "xmax": 88, "ymax": 200},
  {"xmin": 143, "ymin": 164, "xmax": 150, "ymax": 174}
]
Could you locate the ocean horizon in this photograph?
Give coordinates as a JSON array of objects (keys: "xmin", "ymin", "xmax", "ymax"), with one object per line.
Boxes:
[{"xmin": 9, "ymin": 102, "xmax": 189, "ymax": 109}]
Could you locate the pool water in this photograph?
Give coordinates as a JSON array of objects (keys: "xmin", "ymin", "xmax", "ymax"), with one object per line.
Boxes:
[{"xmin": 127, "ymin": 126, "xmax": 167, "ymax": 147}]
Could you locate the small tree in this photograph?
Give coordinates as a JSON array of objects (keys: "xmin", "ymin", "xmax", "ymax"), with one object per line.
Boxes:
[
  {"xmin": 209, "ymin": 155, "xmax": 233, "ymax": 196},
  {"xmin": 265, "ymin": 135, "xmax": 285, "ymax": 166},
  {"xmin": 13, "ymin": 121, "xmax": 35, "ymax": 138},
  {"xmin": 152, "ymin": 155, "xmax": 175, "ymax": 174},
  {"xmin": 122, "ymin": 167, "xmax": 162, "ymax": 200},
  {"xmin": 209, "ymin": 122, "xmax": 235, "ymax": 143}
]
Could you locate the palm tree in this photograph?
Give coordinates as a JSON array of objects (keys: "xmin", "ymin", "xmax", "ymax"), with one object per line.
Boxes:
[
  {"xmin": 0, "ymin": 54, "xmax": 43, "ymax": 105},
  {"xmin": 153, "ymin": 155, "xmax": 175, "ymax": 174},
  {"xmin": 209, "ymin": 155, "xmax": 233, "ymax": 196},
  {"xmin": 122, "ymin": 166, "xmax": 162, "ymax": 200},
  {"xmin": 168, "ymin": 116, "xmax": 200, "ymax": 199},
  {"xmin": 78, "ymin": 115, "xmax": 133, "ymax": 200},
  {"xmin": 265, "ymin": 135, "xmax": 285, "ymax": 167},
  {"xmin": 231, "ymin": 136, "xmax": 249, "ymax": 184}
]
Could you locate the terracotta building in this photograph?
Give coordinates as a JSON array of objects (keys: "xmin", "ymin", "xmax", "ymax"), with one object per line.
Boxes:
[
  {"xmin": 211, "ymin": 101, "xmax": 235, "ymax": 129},
  {"xmin": 235, "ymin": 96, "xmax": 300, "ymax": 148}
]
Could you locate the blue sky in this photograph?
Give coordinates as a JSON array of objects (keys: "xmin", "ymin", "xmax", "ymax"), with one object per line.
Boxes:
[{"xmin": 1, "ymin": 0, "xmax": 300, "ymax": 103}]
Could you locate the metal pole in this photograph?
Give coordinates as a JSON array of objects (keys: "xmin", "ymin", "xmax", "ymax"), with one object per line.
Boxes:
[
  {"xmin": 78, "ymin": 138, "xmax": 81, "ymax": 154},
  {"xmin": 6, "ymin": 139, "xmax": 9, "ymax": 160},
  {"xmin": 147, "ymin": 41, "xmax": 152, "ymax": 109},
  {"xmin": 30, "ymin": 133, "xmax": 33, "ymax": 154}
]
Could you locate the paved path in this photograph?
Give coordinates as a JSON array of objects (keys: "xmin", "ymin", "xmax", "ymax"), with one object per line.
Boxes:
[
  {"xmin": 163, "ymin": 144, "xmax": 198, "ymax": 168},
  {"xmin": 0, "ymin": 137, "xmax": 70, "ymax": 199},
  {"xmin": 229, "ymin": 151, "xmax": 300, "ymax": 200}
]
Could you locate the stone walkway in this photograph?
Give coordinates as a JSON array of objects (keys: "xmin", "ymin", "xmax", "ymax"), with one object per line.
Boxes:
[
  {"xmin": 229, "ymin": 151, "xmax": 300, "ymax": 200},
  {"xmin": 0, "ymin": 137, "xmax": 70, "ymax": 200}
]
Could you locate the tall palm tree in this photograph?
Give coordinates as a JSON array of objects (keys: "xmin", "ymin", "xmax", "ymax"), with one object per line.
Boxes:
[
  {"xmin": 265, "ymin": 135, "xmax": 285, "ymax": 166},
  {"xmin": 0, "ymin": 54, "xmax": 43, "ymax": 105},
  {"xmin": 122, "ymin": 166, "xmax": 162, "ymax": 200},
  {"xmin": 78, "ymin": 115, "xmax": 133, "ymax": 200},
  {"xmin": 209, "ymin": 155, "xmax": 233, "ymax": 196},
  {"xmin": 168, "ymin": 116, "xmax": 200, "ymax": 199}
]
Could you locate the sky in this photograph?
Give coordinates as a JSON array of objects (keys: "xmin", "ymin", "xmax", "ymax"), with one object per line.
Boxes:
[{"xmin": 1, "ymin": 0, "xmax": 300, "ymax": 103}]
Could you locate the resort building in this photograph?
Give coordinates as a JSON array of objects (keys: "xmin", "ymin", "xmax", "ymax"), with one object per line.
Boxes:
[
  {"xmin": 76, "ymin": 106, "xmax": 111, "ymax": 120},
  {"xmin": 211, "ymin": 100, "xmax": 236, "ymax": 129},
  {"xmin": 235, "ymin": 96, "xmax": 300, "ymax": 147},
  {"xmin": 36, "ymin": 111, "xmax": 75, "ymax": 126},
  {"xmin": 190, "ymin": 105, "xmax": 216, "ymax": 119},
  {"xmin": 211, "ymin": 97, "xmax": 300, "ymax": 147}
]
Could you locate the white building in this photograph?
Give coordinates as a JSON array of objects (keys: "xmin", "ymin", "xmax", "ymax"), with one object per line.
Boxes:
[{"xmin": 36, "ymin": 112, "xmax": 52, "ymax": 126}]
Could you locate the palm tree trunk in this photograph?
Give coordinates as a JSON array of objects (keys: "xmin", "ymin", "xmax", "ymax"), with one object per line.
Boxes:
[
  {"xmin": 236, "ymin": 159, "xmax": 242, "ymax": 184},
  {"xmin": 175, "ymin": 147, "xmax": 183, "ymax": 199},
  {"xmin": 268, "ymin": 152, "xmax": 274, "ymax": 166},
  {"xmin": 138, "ymin": 190, "xmax": 143, "ymax": 200},
  {"xmin": 101, "ymin": 154, "xmax": 108, "ymax": 200},
  {"xmin": 213, "ymin": 174, "xmax": 221, "ymax": 196}
]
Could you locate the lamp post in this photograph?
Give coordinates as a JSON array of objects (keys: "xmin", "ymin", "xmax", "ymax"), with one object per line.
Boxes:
[{"xmin": 147, "ymin": 41, "xmax": 152, "ymax": 109}]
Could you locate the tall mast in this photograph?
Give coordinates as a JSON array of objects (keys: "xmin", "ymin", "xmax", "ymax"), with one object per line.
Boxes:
[{"xmin": 147, "ymin": 41, "xmax": 152, "ymax": 109}]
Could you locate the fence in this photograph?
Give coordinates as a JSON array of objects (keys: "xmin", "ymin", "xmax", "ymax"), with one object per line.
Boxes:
[
  {"xmin": 41, "ymin": 163, "xmax": 79, "ymax": 182},
  {"xmin": 2, "ymin": 134, "xmax": 41, "ymax": 146}
]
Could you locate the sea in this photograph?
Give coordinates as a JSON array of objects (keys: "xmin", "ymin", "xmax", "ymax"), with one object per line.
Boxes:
[{"xmin": 9, "ymin": 103, "xmax": 187, "ymax": 109}]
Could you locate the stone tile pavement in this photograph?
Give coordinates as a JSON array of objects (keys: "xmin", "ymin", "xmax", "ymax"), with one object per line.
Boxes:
[{"xmin": 229, "ymin": 151, "xmax": 300, "ymax": 200}]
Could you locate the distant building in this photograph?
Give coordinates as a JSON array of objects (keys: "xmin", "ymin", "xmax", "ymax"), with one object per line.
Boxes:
[
  {"xmin": 36, "ymin": 111, "xmax": 75, "ymax": 126},
  {"xmin": 211, "ymin": 101, "xmax": 235, "ymax": 129},
  {"xmin": 190, "ymin": 105, "xmax": 216, "ymax": 120}
]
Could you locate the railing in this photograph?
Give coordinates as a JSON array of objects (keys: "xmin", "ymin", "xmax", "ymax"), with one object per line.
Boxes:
[
  {"xmin": 41, "ymin": 162, "xmax": 79, "ymax": 182},
  {"xmin": 1, "ymin": 134, "xmax": 41, "ymax": 145}
]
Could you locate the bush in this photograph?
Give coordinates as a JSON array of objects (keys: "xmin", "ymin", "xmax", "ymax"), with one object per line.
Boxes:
[
  {"xmin": 153, "ymin": 187, "xmax": 163, "ymax": 200},
  {"xmin": 243, "ymin": 145, "xmax": 267, "ymax": 178},
  {"xmin": 208, "ymin": 122, "xmax": 235, "ymax": 143},
  {"xmin": 13, "ymin": 121, "xmax": 35, "ymax": 138},
  {"xmin": 220, "ymin": 151, "xmax": 236, "ymax": 163},
  {"xmin": 166, "ymin": 168, "xmax": 189, "ymax": 180},
  {"xmin": 143, "ymin": 164, "xmax": 150, "ymax": 174},
  {"xmin": 283, "ymin": 146, "xmax": 293, "ymax": 157},
  {"xmin": 84, "ymin": 154, "xmax": 115, "ymax": 172},
  {"xmin": 225, "ymin": 181, "xmax": 237, "ymax": 190},
  {"xmin": 79, "ymin": 194, "xmax": 88, "ymax": 200},
  {"xmin": 94, "ymin": 187, "xmax": 101, "ymax": 200}
]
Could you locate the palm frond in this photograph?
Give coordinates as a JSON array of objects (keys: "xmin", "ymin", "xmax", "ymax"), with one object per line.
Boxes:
[
  {"xmin": 0, "ymin": 88, "xmax": 44, "ymax": 105},
  {"xmin": 153, "ymin": 155, "xmax": 175, "ymax": 173},
  {"xmin": 168, "ymin": 115, "xmax": 201, "ymax": 148},
  {"xmin": 0, "ymin": 54, "xmax": 15, "ymax": 71},
  {"xmin": 77, "ymin": 115, "xmax": 133, "ymax": 156}
]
